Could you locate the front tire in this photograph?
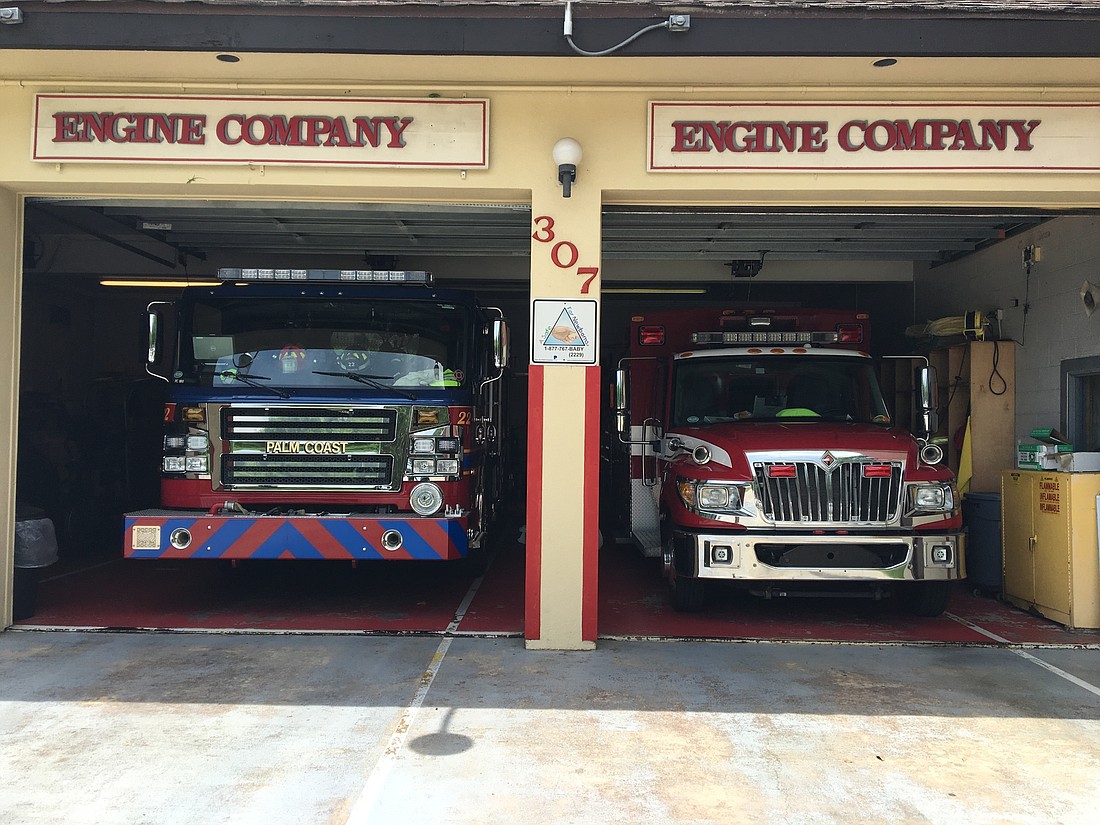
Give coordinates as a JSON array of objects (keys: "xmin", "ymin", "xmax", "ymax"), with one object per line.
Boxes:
[
  {"xmin": 668, "ymin": 568, "xmax": 706, "ymax": 612},
  {"xmin": 898, "ymin": 581, "xmax": 952, "ymax": 617}
]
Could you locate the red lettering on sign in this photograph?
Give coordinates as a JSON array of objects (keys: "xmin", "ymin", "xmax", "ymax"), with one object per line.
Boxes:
[
  {"xmin": 51, "ymin": 112, "xmax": 208, "ymax": 145},
  {"xmin": 672, "ymin": 120, "xmax": 829, "ymax": 153}
]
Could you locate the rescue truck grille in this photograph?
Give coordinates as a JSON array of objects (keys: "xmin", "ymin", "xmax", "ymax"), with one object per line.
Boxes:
[
  {"xmin": 752, "ymin": 461, "xmax": 903, "ymax": 525},
  {"xmin": 223, "ymin": 453, "xmax": 394, "ymax": 488},
  {"xmin": 222, "ymin": 407, "xmax": 398, "ymax": 442},
  {"xmin": 219, "ymin": 406, "xmax": 399, "ymax": 489}
]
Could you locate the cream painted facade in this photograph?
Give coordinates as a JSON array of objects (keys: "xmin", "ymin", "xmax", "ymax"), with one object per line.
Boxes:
[{"xmin": 2, "ymin": 50, "xmax": 1100, "ymax": 646}]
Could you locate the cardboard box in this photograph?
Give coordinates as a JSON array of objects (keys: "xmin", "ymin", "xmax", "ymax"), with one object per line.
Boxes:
[
  {"xmin": 1056, "ymin": 451, "xmax": 1100, "ymax": 473},
  {"xmin": 1018, "ymin": 442, "xmax": 1074, "ymax": 470}
]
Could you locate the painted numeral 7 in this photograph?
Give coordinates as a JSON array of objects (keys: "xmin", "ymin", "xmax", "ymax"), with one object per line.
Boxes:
[{"xmin": 578, "ymin": 266, "xmax": 599, "ymax": 295}]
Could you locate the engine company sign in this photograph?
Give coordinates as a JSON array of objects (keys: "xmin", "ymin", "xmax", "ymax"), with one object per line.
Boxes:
[
  {"xmin": 649, "ymin": 102, "xmax": 1100, "ymax": 172},
  {"xmin": 33, "ymin": 94, "xmax": 489, "ymax": 168}
]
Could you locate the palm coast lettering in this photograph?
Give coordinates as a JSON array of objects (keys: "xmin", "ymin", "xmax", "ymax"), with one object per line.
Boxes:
[
  {"xmin": 52, "ymin": 111, "xmax": 414, "ymax": 148},
  {"xmin": 672, "ymin": 118, "xmax": 1042, "ymax": 153}
]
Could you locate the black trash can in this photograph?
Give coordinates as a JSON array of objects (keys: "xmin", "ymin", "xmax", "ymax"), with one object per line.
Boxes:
[
  {"xmin": 962, "ymin": 492, "xmax": 1002, "ymax": 594},
  {"xmin": 13, "ymin": 507, "xmax": 59, "ymax": 621}
]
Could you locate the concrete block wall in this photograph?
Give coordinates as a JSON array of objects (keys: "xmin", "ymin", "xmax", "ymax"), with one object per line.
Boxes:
[{"xmin": 914, "ymin": 215, "xmax": 1100, "ymax": 442}]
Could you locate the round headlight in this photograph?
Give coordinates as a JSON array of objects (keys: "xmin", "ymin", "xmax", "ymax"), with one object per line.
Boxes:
[{"xmin": 410, "ymin": 481, "xmax": 444, "ymax": 516}]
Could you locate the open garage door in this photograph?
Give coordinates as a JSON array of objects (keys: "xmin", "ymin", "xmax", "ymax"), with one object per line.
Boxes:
[{"xmin": 15, "ymin": 198, "xmax": 1097, "ymax": 645}]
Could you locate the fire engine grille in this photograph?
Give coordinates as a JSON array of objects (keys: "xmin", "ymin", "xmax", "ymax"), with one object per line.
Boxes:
[
  {"xmin": 222, "ymin": 407, "xmax": 397, "ymax": 442},
  {"xmin": 219, "ymin": 406, "xmax": 399, "ymax": 489},
  {"xmin": 752, "ymin": 461, "xmax": 903, "ymax": 525},
  {"xmin": 223, "ymin": 453, "xmax": 394, "ymax": 487}
]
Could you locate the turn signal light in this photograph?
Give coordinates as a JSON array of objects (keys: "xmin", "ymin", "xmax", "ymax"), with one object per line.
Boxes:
[
  {"xmin": 862, "ymin": 464, "xmax": 894, "ymax": 478},
  {"xmin": 181, "ymin": 405, "xmax": 206, "ymax": 424},
  {"xmin": 767, "ymin": 465, "xmax": 797, "ymax": 478}
]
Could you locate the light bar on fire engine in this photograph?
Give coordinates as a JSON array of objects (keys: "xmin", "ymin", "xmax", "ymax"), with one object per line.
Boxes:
[
  {"xmin": 691, "ymin": 331, "xmax": 840, "ymax": 345},
  {"xmin": 217, "ymin": 268, "xmax": 433, "ymax": 285}
]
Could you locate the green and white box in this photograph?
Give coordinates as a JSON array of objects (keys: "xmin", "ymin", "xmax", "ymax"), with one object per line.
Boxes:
[{"xmin": 1018, "ymin": 442, "xmax": 1074, "ymax": 470}]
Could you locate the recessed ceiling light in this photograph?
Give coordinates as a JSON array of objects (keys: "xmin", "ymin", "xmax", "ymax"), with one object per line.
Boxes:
[
  {"xmin": 873, "ymin": 58, "xmax": 898, "ymax": 68},
  {"xmin": 216, "ymin": 54, "xmax": 241, "ymax": 63}
]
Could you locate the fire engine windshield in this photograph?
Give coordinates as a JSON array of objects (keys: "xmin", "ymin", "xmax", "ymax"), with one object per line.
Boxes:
[
  {"xmin": 670, "ymin": 355, "xmax": 892, "ymax": 427},
  {"xmin": 184, "ymin": 296, "xmax": 473, "ymax": 391}
]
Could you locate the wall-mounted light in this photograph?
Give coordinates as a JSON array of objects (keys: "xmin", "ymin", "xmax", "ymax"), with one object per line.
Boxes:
[{"xmin": 552, "ymin": 137, "xmax": 582, "ymax": 198}]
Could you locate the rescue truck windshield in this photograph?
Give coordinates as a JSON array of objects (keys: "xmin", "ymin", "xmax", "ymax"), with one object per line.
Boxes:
[
  {"xmin": 670, "ymin": 353, "xmax": 891, "ymax": 426},
  {"xmin": 184, "ymin": 296, "xmax": 473, "ymax": 392}
]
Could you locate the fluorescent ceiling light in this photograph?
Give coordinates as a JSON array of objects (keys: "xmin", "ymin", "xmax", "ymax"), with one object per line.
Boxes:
[
  {"xmin": 100, "ymin": 279, "xmax": 221, "ymax": 288},
  {"xmin": 603, "ymin": 288, "xmax": 707, "ymax": 294}
]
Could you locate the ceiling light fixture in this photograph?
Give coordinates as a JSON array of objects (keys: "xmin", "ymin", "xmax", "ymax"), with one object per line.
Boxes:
[
  {"xmin": 603, "ymin": 288, "xmax": 708, "ymax": 295},
  {"xmin": 100, "ymin": 279, "xmax": 221, "ymax": 288}
]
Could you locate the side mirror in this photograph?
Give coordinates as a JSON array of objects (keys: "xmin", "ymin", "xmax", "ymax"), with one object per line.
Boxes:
[
  {"xmin": 918, "ymin": 365, "xmax": 940, "ymax": 436},
  {"xmin": 614, "ymin": 368, "xmax": 629, "ymax": 437},
  {"xmin": 147, "ymin": 309, "xmax": 161, "ymax": 365},
  {"xmin": 492, "ymin": 319, "xmax": 510, "ymax": 370}
]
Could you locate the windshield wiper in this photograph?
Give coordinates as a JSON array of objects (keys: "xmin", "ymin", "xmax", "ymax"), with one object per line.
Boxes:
[
  {"xmin": 312, "ymin": 371, "xmax": 417, "ymax": 401},
  {"xmin": 219, "ymin": 371, "xmax": 290, "ymax": 399}
]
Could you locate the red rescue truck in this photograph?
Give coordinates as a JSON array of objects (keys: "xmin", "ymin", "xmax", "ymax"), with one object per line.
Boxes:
[
  {"xmin": 613, "ymin": 307, "xmax": 963, "ymax": 615},
  {"xmin": 125, "ymin": 267, "xmax": 508, "ymax": 565}
]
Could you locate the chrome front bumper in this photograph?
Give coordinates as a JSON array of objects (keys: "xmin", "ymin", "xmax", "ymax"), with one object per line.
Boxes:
[{"xmin": 673, "ymin": 530, "xmax": 965, "ymax": 583}]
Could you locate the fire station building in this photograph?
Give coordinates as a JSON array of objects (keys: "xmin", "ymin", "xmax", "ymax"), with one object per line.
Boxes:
[{"xmin": 2, "ymin": 0, "xmax": 1100, "ymax": 651}]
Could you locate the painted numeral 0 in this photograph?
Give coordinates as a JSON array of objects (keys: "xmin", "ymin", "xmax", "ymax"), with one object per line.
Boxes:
[{"xmin": 532, "ymin": 215, "xmax": 600, "ymax": 294}]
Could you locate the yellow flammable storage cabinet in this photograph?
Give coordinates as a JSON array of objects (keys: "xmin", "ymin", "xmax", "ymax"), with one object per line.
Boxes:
[{"xmin": 1001, "ymin": 470, "xmax": 1100, "ymax": 630}]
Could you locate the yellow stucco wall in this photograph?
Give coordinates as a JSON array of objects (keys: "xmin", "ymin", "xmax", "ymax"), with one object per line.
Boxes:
[{"xmin": 2, "ymin": 51, "xmax": 1099, "ymax": 642}]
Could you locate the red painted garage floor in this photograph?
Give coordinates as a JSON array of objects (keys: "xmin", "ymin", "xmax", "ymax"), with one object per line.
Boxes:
[{"xmin": 17, "ymin": 535, "xmax": 1100, "ymax": 646}]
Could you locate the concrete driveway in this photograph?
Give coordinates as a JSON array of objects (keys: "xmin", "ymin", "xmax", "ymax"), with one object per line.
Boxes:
[{"xmin": 1, "ymin": 630, "xmax": 1098, "ymax": 824}]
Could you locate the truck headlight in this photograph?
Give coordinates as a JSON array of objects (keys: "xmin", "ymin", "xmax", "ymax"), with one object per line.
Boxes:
[
  {"xmin": 185, "ymin": 456, "xmax": 209, "ymax": 473},
  {"xmin": 411, "ymin": 438, "xmax": 435, "ymax": 454},
  {"xmin": 163, "ymin": 456, "xmax": 186, "ymax": 473},
  {"xmin": 164, "ymin": 435, "xmax": 186, "ymax": 450},
  {"xmin": 911, "ymin": 484, "xmax": 953, "ymax": 510},
  {"xmin": 698, "ymin": 485, "xmax": 742, "ymax": 510},
  {"xmin": 435, "ymin": 438, "xmax": 460, "ymax": 453},
  {"xmin": 186, "ymin": 434, "xmax": 209, "ymax": 451},
  {"xmin": 436, "ymin": 459, "xmax": 460, "ymax": 475},
  {"xmin": 412, "ymin": 458, "xmax": 436, "ymax": 475},
  {"xmin": 677, "ymin": 480, "xmax": 745, "ymax": 513}
]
